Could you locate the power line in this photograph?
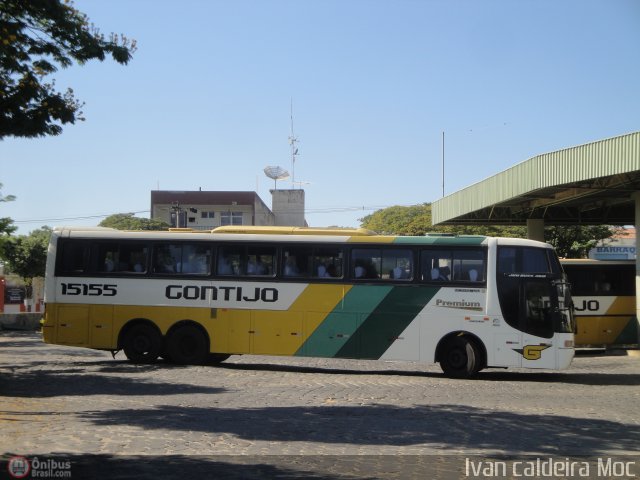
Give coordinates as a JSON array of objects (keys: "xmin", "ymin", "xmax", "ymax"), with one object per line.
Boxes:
[
  {"xmin": 12, "ymin": 210, "xmax": 150, "ymax": 224},
  {"xmin": 11, "ymin": 203, "xmax": 422, "ymax": 225}
]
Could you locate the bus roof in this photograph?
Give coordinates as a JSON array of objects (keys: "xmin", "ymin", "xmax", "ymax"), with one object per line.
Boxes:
[
  {"xmin": 52, "ymin": 226, "xmax": 562, "ymax": 248},
  {"xmin": 212, "ymin": 226, "xmax": 376, "ymax": 236}
]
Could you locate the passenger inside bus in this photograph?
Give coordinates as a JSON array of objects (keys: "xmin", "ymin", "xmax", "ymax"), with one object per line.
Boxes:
[
  {"xmin": 284, "ymin": 257, "xmax": 299, "ymax": 276},
  {"xmin": 439, "ymin": 266, "xmax": 451, "ymax": 280}
]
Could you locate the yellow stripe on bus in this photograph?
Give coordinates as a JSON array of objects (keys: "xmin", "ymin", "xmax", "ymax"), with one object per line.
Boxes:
[{"xmin": 347, "ymin": 235, "xmax": 396, "ymax": 243}]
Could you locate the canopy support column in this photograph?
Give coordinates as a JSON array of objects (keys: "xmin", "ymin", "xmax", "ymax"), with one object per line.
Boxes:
[{"xmin": 527, "ymin": 219, "xmax": 545, "ymax": 242}]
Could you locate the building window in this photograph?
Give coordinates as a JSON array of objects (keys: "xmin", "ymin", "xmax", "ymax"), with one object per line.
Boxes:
[
  {"xmin": 221, "ymin": 212, "xmax": 243, "ymax": 226},
  {"xmin": 201, "ymin": 211, "xmax": 215, "ymax": 219}
]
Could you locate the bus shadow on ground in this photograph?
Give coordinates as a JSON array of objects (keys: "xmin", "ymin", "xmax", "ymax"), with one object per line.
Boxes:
[
  {"xmin": 78, "ymin": 403, "xmax": 640, "ymax": 457},
  {"xmin": 215, "ymin": 360, "xmax": 640, "ymax": 386}
]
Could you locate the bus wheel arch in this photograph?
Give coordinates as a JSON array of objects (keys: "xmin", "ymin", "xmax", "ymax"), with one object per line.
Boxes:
[
  {"xmin": 435, "ymin": 332, "xmax": 486, "ymax": 378},
  {"xmin": 119, "ymin": 319, "xmax": 163, "ymax": 364},
  {"xmin": 165, "ymin": 320, "xmax": 211, "ymax": 365}
]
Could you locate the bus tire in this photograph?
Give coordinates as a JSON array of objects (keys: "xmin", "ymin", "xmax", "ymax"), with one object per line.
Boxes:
[
  {"xmin": 207, "ymin": 353, "xmax": 231, "ymax": 364},
  {"xmin": 440, "ymin": 336, "xmax": 479, "ymax": 378},
  {"xmin": 166, "ymin": 325, "xmax": 209, "ymax": 365},
  {"xmin": 123, "ymin": 324, "xmax": 162, "ymax": 364}
]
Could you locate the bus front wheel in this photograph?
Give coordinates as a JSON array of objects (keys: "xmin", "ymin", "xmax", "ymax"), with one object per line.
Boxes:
[
  {"xmin": 440, "ymin": 336, "xmax": 480, "ymax": 378},
  {"xmin": 166, "ymin": 325, "xmax": 209, "ymax": 365},
  {"xmin": 123, "ymin": 324, "xmax": 162, "ymax": 364}
]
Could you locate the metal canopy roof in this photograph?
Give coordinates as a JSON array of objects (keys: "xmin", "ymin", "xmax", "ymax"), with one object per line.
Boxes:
[{"xmin": 432, "ymin": 131, "xmax": 640, "ymax": 226}]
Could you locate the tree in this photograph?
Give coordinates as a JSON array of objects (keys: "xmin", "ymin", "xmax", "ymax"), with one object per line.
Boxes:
[
  {"xmin": 545, "ymin": 225, "xmax": 619, "ymax": 258},
  {"xmin": 0, "ymin": 183, "xmax": 17, "ymax": 244},
  {"xmin": 0, "ymin": 227, "xmax": 51, "ymax": 297},
  {"xmin": 360, "ymin": 204, "xmax": 526, "ymax": 237},
  {"xmin": 0, "ymin": 0, "xmax": 136, "ymax": 139},
  {"xmin": 360, "ymin": 204, "xmax": 615, "ymax": 257},
  {"xmin": 99, "ymin": 213, "xmax": 169, "ymax": 231}
]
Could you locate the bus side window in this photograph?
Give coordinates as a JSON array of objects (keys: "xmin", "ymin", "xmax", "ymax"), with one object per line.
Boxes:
[
  {"xmin": 313, "ymin": 247, "xmax": 343, "ymax": 279},
  {"xmin": 58, "ymin": 241, "xmax": 90, "ymax": 274},
  {"xmin": 451, "ymin": 249, "xmax": 485, "ymax": 282},
  {"xmin": 217, "ymin": 246, "xmax": 242, "ymax": 276},
  {"xmin": 247, "ymin": 247, "xmax": 276, "ymax": 277},
  {"xmin": 421, "ymin": 249, "xmax": 452, "ymax": 282},
  {"xmin": 283, "ymin": 246, "xmax": 312, "ymax": 278},
  {"xmin": 153, "ymin": 244, "xmax": 180, "ymax": 274},
  {"xmin": 98, "ymin": 243, "xmax": 121, "ymax": 273},
  {"xmin": 351, "ymin": 249, "xmax": 381, "ymax": 279}
]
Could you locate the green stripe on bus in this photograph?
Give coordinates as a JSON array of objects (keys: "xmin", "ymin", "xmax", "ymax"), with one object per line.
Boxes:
[
  {"xmin": 393, "ymin": 236, "xmax": 486, "ymax": 245},
  {"xmin": 295, "ymin": 285, "xmax": 392, "ymax": 358},
  {"xmin": 615, "ymin": 317, "xmax": 640, "ymax": 345},
  {"xmin": 335, "ymin": 285, "xmax": 440, "ymax": 359}
]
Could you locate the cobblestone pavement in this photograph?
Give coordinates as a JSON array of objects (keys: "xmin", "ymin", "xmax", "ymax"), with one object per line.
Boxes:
[{"xmin": 1, "ymin": 331, "xmax": 639, "ymax": 479}]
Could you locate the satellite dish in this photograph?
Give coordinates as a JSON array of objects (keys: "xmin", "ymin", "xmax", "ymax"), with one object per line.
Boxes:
[{"xmin": 263, "ymin": 166, "xmax": 290, "ymax": 189}]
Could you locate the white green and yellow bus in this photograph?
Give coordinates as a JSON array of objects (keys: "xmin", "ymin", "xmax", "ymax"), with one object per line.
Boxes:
[
  {"xmin": 561, "ymin": 259, "xmax": 639, "ymax": 349},
  {"xmin": 42, "ymin": 226, "xmax": 574, "ymax": 378}
]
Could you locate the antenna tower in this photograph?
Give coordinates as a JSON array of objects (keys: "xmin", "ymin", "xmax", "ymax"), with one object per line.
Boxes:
[{"xmin": 288, "ymin": 98, "xmax": 299, "ymax": 187}]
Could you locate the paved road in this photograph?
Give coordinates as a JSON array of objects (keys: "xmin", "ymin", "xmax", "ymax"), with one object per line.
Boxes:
[{"xmin": 1, "ymin": 331, "xmax": 639, "ymax": 479}]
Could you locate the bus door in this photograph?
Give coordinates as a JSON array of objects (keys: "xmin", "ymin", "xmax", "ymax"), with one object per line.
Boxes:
[
  {"xmin": 497, "ymin": 273, "xmax": 561, "ymax": 370},
  {"xmin": 520, "ymin": 278, "xmax": 557, "ymax": 370}
]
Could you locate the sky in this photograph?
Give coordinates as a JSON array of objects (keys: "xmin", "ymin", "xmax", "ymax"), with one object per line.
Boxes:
[{"xmin": 2, "ymin": 0, "xmax": 639, "ymax": 234}]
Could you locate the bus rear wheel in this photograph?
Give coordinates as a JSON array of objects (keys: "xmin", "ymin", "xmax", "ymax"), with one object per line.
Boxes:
[
  {"xmin": 166, "ymin": 325, "xmax": 209, "ymax": 365},
  {"xmin": 123, "ymin": 324, "xmax": 162, "ymax": 364},
  {"xmin": 440, "ymin": 336, "xmax": 480, "ymax": 378},
  {"xmin": 207, "ymin": 353, "xmax": 230, "ymax": 364}
]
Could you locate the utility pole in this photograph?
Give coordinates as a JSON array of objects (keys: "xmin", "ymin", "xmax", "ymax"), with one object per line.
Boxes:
[
  {"xmin": 289, "ymin": 98, "xmax": 298, "ymax": 187},
  {"xmin": 442, "ymin": 131, "xmax": 445, "ymax": 197},
  {"xmin": 171, "ymin": 202, "xmax": 181, "ymax": 228}
]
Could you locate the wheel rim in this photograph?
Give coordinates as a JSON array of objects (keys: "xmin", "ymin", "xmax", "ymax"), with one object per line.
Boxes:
[
  {"xmin": 132, "ymin": 335, "xmax": 152, "ymax": 355},
  {"xmin": 447, "ymin": 347, "xmax": 467, "ymax": 370}
]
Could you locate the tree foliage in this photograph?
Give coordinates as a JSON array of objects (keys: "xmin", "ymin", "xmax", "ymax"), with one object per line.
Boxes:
[
  {"xmin": 360, "ymin": 204, "xmax": 615, "ymax": 258},
  {"xmin": 359, "ymin": 204, "xmax": 526, "ymax": 237},
  {"xmin": 0, "ymin": 0, "xmax": 136, "ymax": 139},
  {"xmin": 0, "ymin": 226, "xmax": 51, "ymax": 285},
  {"xmin": 99, "ymin": 213, "xmax": 169, "ymax": 231},
  {"xmin": 0, "ymin": 182, "xmax": 17, "ymax": 243},
  {"xmin": 545, "ymin": 225, "xmax": 619, "ymax": 259}
]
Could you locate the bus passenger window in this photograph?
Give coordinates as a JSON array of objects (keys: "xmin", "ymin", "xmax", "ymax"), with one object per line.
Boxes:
[
  {"xmin": 313, "ymin": 247, "xmax": 343, "ymax": 279},
  {"xmin": 153, "ymin": 245, "xmax": 180, "ymax": 274},
  {"xmin": 121, "ymin": 245, "xmax": 148, "ymax": 273},
  {"xmin": 247, "ymin": 247, "xmax": 276, "ymax": 277},
  {"xmin": 58, "ymin": 241, "xmax": 90, "ymax": 274},
  {"xmin": 384, "ymin": 250, "xmax": 412, "ymax": 280},
  {"xmin": 217, "ymin": 246, "xmax": 242, "ymax": 276},
  {"xmin": 351, "ymin": 248, "xmax": 412, "ymax": 281},
  {"xmin": 451, "ymin": 249, "xmax": 485, "ymax": 282},
  {"xmin": 178, "ymin": 245, "xmax": 211, "ymax": 275},
  {"xmin": 97, "ymin": 243, "xmax": 148, "ymax": 274},
  {"xmin": 282, "ymin": 247, "xmax": 311, "ymax": 277},
  {"xmin": 421, "ymin": 249, "xmax": 452, "ymax": 282},
  {"xmin": 351, "ymin": 249, "xmax": 381, "ymax": 279}
]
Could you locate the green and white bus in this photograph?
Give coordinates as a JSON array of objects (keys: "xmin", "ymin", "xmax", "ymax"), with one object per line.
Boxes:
[{"xmin": 42, "ymin": 226, "xmax": 574, "ymax": 378}]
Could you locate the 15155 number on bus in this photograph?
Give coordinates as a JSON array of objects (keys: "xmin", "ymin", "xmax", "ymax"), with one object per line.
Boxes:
[{"xmin": 60, "ymin": 283, "xmax": 117, "ymax": 296}]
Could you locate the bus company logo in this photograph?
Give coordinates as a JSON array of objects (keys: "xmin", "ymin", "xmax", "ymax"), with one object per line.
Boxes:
[
  {"xmin": 165, "ymin": 284, "xmax": 279, "ymax": 303},
  {"xmin": 7, "ymin": 456, "xmax": 30, "ymax": 478},
  {"xmin": 513, "ymin": 344, "xmax": 551, "ymax": 360}
]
